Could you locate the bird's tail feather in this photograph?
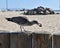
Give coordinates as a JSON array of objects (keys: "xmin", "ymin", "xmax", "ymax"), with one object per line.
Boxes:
[{"xmin": 5, "ymin": 18, "xmax": 11, "ymax": 21}]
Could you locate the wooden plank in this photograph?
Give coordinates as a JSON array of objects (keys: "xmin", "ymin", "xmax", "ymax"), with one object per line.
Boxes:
[
  {"xmin": 53, "ymin": 34, "xmax": 60, "ymax": 48},
  {"xmin": 0, "ymin": 33, "xmax": 10, "ymax": 48},
  {"xmin": 32, "ymin": 33, "xmax": 52, "ymax": 48},
  {"xmin": 10, "ymin": 32, "xmax": 32, "ymax": 48}
]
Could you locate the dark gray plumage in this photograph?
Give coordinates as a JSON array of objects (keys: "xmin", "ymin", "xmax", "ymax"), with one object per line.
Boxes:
[{"xmin": 6, "ymin": 16, "xmax": 42, "ymax": 32}]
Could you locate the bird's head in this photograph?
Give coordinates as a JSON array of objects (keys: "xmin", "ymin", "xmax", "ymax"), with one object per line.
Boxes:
[{"xmin": 32, "ymin": 20, "xmax": 42, "ymax": 27}]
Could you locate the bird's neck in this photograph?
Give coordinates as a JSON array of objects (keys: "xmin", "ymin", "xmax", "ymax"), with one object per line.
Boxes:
[{"xmin": 27, "ymin": 22, "xmax": 35, "ymax": 25}]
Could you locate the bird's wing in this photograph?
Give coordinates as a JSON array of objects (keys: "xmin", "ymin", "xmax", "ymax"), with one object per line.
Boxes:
[
  {"xmin": 12, "ymin": 16, "xmax": 28, "ymax": 20},
  {"xmin": 22, "ymin": 16, "xmax": 28, "ymax": 20},
  {"xmin": 11, "ymin": 16, "xmax": 29, "ymax": 24}
]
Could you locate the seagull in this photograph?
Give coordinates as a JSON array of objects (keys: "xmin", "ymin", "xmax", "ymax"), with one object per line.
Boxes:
[{"xmin": 6, "ymin": 16, "xmax": 42, "ymax": 32}]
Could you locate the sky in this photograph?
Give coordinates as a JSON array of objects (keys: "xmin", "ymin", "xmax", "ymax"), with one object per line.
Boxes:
[{"xmin": 0, "ymin": 0, "xmax": 59, "ymax": 10}]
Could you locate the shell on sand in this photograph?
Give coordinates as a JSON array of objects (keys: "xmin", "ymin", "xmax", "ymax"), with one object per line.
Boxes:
[{"xmin": 0, "ymin": 11, "xmax": 60, "ymax": 34}]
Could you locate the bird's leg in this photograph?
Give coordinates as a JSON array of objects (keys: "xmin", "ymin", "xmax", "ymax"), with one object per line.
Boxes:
[
  {"xmin": 20, "ymin": 25, "xmax": 23, "ymax": 32},
  {"xmin": 22, "ymin": 26, "xmax": 27, "ymax": 32}
]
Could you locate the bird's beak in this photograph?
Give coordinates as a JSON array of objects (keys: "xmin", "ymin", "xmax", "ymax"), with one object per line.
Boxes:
[{"xmin": 38, "ymin": 23, "xmax": 42, "ymax": 27}]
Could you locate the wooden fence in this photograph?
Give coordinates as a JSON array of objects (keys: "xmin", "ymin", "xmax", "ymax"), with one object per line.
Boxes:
[{"xmin": 0, "ymin": 31, "xmax": 60, "ymax": 48}]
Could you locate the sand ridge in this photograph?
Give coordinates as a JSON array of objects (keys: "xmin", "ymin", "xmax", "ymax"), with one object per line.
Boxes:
[{"xmin": 0, "ymin": 11, "xmax": 60, "ymax": 33}]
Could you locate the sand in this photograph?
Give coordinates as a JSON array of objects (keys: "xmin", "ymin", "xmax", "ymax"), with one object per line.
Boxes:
[{"xmin": 0, "ymin": 11, "xmax": 60, "ymax": 34}]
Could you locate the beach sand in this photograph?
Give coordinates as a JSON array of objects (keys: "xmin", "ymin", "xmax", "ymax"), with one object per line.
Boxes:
[{"xmin": 0, "ymin": 11, "xmax": 60, "ymax": 33}]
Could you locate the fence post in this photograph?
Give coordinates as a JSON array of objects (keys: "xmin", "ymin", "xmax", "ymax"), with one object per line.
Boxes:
[
  {"xmin": 0, "ymin": 33, "xmax": 10, "ymax": 48},
  {"xmin": 32, "ymin": 32, "xmax": 52, "ymax": 48},
  {"xmin": 53, "ymin": 32, "xmax": 60, "ymax": 48},
  {"xmin": 10, "ymin": 32, "xmax": 32, "ymax": 48}
]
